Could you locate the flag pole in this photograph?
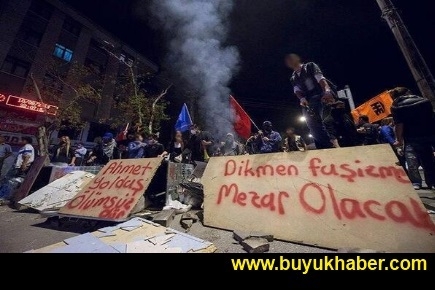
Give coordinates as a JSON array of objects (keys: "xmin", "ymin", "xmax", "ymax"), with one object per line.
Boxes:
[
  {"xmin": 184, "ymin": 103, "xmax": 193, "ymax": 126},
  {"xmin": 248, "ymin": 115, "xmax": 260, "ymax": 132},
  {"xmin": 230, "ymin": 95, "xmax": 260, "ymax": 131}
]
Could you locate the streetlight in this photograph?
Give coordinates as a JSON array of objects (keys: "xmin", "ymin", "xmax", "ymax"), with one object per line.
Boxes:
[
  {"xmin": 308, "ymin": 134, "xmax": 313, "ymax": 138},
  {"xmin": 299, "ymin": 116, "xmax": 306, "ymax": 122}
]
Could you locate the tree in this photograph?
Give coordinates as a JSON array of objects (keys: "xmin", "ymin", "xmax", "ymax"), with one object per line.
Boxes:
[
  {"xmin": 27, "ymin": 59, "xmax": 104, "ymax": 131},
  {"xmin": 110, "ymin": 67, "xmax": 171, "ymax": 134},
  {"xmin": 25, "ymin": 59, "xmax": 104, "ymax": 157}
]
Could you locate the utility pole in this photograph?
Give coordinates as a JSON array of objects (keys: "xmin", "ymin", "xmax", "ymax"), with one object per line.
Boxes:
[{"xmin": 376, "ymin": 0, "xmax": 435, "ymax": 107}]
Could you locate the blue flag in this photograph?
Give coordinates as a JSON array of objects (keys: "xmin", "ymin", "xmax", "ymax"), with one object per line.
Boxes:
[{"xmin": 175, "ymin": 103, "xmax": 193, "ymax": 132}]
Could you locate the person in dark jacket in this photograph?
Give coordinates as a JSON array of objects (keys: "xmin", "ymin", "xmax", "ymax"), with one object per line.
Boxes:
[
  {"xmin": 391, "ymin": 87, "xmax": 435, "ymax": 190},
  {"xmin": 86, "ymin": 133, "xmax": 117, "ymax": 165},
  {"xmin": 86, "ymin": 137, "xmax": 104, "ymax": 165},
  {"xmin": 163, "ymin": 131, "xmax": 186, "ymax": 162},
  {"xmin": 51, "ymin": 136, "xmax": 75, "ymax": 165},
  {"xmin": 117, "ymin": 133, "xmax": 135, "ymax": 159},
  {"xmin": 144, "ymin": 134, "xmax": 165, "ymax": 158},
  {"xmin": 286, "ymin": 54, "xmax": 334, "ymax": 149},
  {"xmin": 357, "ymin": 115, "xmax": 379, "ymax": 145},
  {"xmin": 253, "ymin": 121, "xmax": 282, "ymax": 154},
  {"xmin": 284, "ymin": 127, "xmax": 307, "ymax": 152},
  {"xmin": 187, "ymin": 125, "xmax": 214, "ymax": 162}
]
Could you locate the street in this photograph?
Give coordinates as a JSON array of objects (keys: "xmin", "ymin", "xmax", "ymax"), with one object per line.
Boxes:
[
  {"xmin": 1, "ymin": 188, "xmax": 434, "ymax": 253},
  {"xmin": 0, "ymin": 205, "xmax": 331, "ymax": 253}
]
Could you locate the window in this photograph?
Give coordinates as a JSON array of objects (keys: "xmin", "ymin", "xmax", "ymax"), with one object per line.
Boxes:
[
  {"xmin": 63, "ymin": 17, "xmax": 81, "ymax": 37},
  {"xmin": 1, "ymin": 56, "xmax": 31, "ymax": 78},
  {"xmin": 22, "ymin": 28, "xmax": 43, "ymax": 46},
  {"xmin": 85, "ymin": 39, "xmax": 108, "ymax": 73},
  {"xmin": 17, "ymin": 12, "xmax": 48, "ymax": 47},
  {"xmin": 53, "ymin": 44, "xmax": 73, "ymax": 62}
]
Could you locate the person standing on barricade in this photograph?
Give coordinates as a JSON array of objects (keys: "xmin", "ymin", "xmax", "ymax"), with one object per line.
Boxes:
[{"xmin": 285, "ymin": 54, "xmax": 337, "ymax": 149}]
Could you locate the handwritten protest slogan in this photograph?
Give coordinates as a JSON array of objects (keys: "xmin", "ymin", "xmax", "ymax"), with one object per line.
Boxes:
[
  {"xmin": 203, "ymin": 145, "xmax": 435, "ymax": 252},
  {"xmin": 59, "ymin": 158, "xmax": 162, "ymax": 221}
]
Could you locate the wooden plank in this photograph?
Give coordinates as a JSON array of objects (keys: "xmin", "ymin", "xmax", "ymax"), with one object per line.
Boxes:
[
  {"xmin": 14, "ymin": 155, "xmax": 48, "ymax": 203},
  {"xmin": 18, "ymin": 171, "xmax": 95, "ymax": 211},
  {"xmin": 58, "ymin": 158, "xmax": 163, "ymax": 221},
  {"xmin": 202, "ymin": 145, "xmax": 435, "ymax": 253}
]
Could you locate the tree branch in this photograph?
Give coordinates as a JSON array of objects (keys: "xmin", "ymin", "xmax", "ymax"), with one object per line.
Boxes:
[{"xmin": 148, "ymin": 84, "xmax": 173, "ymax": 133}]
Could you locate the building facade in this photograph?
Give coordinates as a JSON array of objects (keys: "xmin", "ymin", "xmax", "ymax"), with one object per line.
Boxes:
[{"xmin": 0, "ymin": 0, "xmax": 158, "ymax": 144}]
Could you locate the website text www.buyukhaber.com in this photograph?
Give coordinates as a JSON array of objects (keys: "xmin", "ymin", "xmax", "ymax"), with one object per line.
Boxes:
[{"xmin": 231, "ymin": 256, "xmax": 427, "ymax": 273}]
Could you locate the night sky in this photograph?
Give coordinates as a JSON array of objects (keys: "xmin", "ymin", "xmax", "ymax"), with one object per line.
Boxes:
[{"xmin": 63, "ymin": 0, "xmax": 435, "ymax": 134}]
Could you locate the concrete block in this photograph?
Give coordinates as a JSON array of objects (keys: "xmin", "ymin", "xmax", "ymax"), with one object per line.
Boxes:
[
  {"xmin": 180, "ymin": 219, "xmax": 193, "ymax": 230},
  {"xmin": 233, "ymin": 230, "xmax": 250, "ymax": 242},
  {"xmin": 241, "ymin": 238, "xmax": 270, "ymax": 253},
  {"xmin": 250, "ymin": 231, "xmax": 274, "ymax": 242},
  {"xmin": 152, "ymin": 209, "xmax": 176, "ymax": 227}
]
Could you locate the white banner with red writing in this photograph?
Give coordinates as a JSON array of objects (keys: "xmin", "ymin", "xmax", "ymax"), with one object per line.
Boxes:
[
  {"xmin": 59, "ymin": 158, "xmax": 163, "ymax": 221},
  {"xmin": 203, "ymin": 145, "xmax": 435, "ymax": 252}
]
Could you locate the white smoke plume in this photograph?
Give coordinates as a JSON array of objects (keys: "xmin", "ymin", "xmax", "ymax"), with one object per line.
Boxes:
[{"xmin": 151, "ymin": 0, "xmax": 239, "ymax": 137}]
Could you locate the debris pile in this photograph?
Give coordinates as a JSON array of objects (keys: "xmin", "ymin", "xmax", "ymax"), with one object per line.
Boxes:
[{"xmin": 29, "ymin": 218, "xmax": 216, "ymax": 253}]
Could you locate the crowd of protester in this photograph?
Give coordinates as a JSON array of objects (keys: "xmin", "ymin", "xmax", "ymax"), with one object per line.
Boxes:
[{"xmin": 0, "ymin": 52, "xmax": 434, "ymax": 205}]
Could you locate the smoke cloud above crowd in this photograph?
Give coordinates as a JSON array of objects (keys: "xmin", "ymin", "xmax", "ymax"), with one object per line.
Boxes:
[{"xmin": 151, "ymin": 0, "xmax": 239, "ymax": 137}]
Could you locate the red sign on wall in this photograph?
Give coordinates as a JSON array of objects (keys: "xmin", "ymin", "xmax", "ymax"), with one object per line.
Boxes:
[{"xmin": 0, "ymin": 94, "xmax": 58, "ymax": 115}]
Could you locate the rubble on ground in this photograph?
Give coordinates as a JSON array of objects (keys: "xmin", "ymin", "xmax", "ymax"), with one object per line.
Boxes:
[
  {"xmin": 28, "ymin": 217, "xmax": 216, "ymax": 253},
  {"xmin": 233, "ymin": 230, "xmax": 274, "ymax": 253},
  {"xmin": 241, "ymin": 238, "xmax": 270, "ymax": 253},
  {"xmin": 180, "ymin": 212, "xmax": 199, "ymax": 231},
  {"xmin": 152, "ymin": 209, "xmax": 176, "ymax": 227}
]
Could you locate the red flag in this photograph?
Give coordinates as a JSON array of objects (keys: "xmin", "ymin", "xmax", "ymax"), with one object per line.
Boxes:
[{"xmin": 230, "ymin": 95, "xmax": 252, "ymax": 139}]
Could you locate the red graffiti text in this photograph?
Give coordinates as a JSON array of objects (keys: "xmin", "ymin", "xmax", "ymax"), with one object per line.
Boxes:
[
  {"xmin": 102, "ymin": 161, "xmax": 153, "ymax": 176},
  {"xmin": 87, "ymin": 175, "xmax": 145, "ymax": 196},
  {"xmin": 308, "ymin": 158, "xmax": 410, "ymax": 183},
  {"xmin": 224, "ymin": 159, "xmax": 299, "ymax": 178},
  {"xmin": 299, "ymin": 182, "xmax": 435, "ymax": 232},
  {"xmin": 67, "ymin": 190, "xmax": 136, "ymax": 220},
  {"xmin": 217, "ymin": 183, "xmax": 290, "ymax": 215}
]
